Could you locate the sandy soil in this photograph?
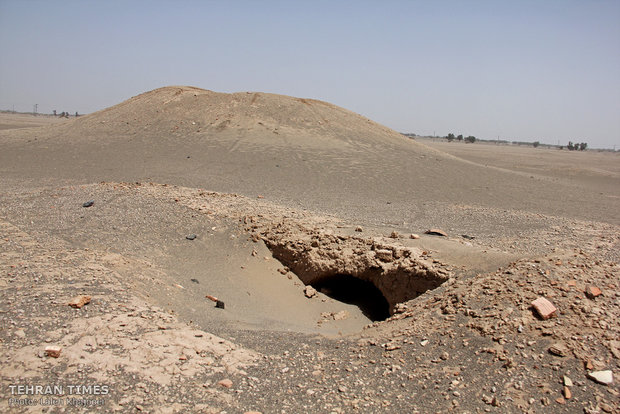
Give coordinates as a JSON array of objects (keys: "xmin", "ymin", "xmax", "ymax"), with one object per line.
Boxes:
[
  {"xmin": 0, "ymin": 87, "xmax": 618, "ymax": 413},
  {"xmin": 0, "ymin": 113, "xmax": 69, "ymax": 131}
]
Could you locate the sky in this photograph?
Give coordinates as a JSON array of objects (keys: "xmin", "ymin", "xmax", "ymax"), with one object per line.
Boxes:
[{"xmin": 1, "ymin": 0, "xmax": 619, "ymax": 148}]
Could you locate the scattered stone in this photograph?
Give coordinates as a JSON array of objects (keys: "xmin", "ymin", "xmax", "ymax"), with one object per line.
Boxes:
[
  {"xmin": 136, "ymin": 404, "xmax": 144, "ymax": 411},
  {"xmin": 82, "ymin": 200, "xmax": 94, "ymax": 208},
  {"xmin": 278, "ymin": 268, "xmax": 288, "ymax": 275},
  {"xmin": 555, "ymin": 397, "xmax": 565, "ymax": 405},
  {"xmin": 425, "ymin": 229, "xmax": 448, "ymax": 237},
  {"xmin": 531, "ymin": 297, "xmax": 557, "ymax": 319},
  {"xmin": 190, "ymin": 278, "xmax": 199, "ymax": 284},
  {"xmin": 409, "ymin": 233, "xmax": 420, "ymax": 239},
  {"xmin": 585, "ymin": 285, "xmax": 602, "ymax": 299},
  {"xmin": 186, "ymin": 234, "xmax": 197, "ymax": 240},
  {"xmin": 333, "ymin": 311, "xmax": 349, "ymax": 321},
  {"xmin": 44, "ymin": 345, "xmax": 62, "ymax": 358},
  {"xmin": 389, "ymin": 231, "xmax": 399, "ymax": 239},
  {"xmin": 599, "ymin": 402, "xmax": 614, "ymax": 413},
  {"xmin": 440, "ymin": 352, "xmax": 449, "ymax": 360},
  {"xmin": 548, "ymin": 342, "xmax": 569, "ymax": 357},
  {"xmin": 461, "ymin": 234, "xmax": 475, "ymax": 240},
  {"xmin": 420, "ymin": 340, "xmax": 429, "ymax": 347},
  {"xmin": 563, "ymin": 386, "xmax": 571, "ymax": 399},
  {"xmin": 587, "ymin": 370, "xmax": 613, "ymax": 385},
  {"xmin": 215, "ymin": 300, "xmax": 225, "ymax": 309},
  {"xmin": 563, "ymin": 376, "xmax": 573, "ymax": 387},
  {"xmin": 304, "ymin": 286, "xmax": 317, "ymax": 298},
  {"xmin": 67, "ymin": 295, "xmax": 91, "ymax": 309},
  {"xmin": 394, "ymin": 303, "xmax": 408, "ymax": 313},
  {"xmin": 217, "ymin": 379, "xmax": 233, "ymax": 388},
  {"xmin": 355, "ymin": 226, "xmax": 363, "ymax": 232}
]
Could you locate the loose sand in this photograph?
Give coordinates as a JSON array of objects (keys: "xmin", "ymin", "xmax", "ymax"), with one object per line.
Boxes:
[{"xmin": 0, "ymin": 86, "xmax": 618, "ymax": 413}]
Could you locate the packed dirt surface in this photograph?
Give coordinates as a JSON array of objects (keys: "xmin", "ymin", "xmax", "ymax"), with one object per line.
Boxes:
[{"xmin": 1, "ymin": 86, "xmax": 618, "ymax": 413}]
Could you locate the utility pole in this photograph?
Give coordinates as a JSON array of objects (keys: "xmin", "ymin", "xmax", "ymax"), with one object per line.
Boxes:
[{"xmin": 33, "ymin": 104, "xmax": 38, "ymax": 115}]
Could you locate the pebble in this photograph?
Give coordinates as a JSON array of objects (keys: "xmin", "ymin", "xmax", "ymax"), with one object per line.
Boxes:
[
  {"xmin": 186, "ymin": 234, "xmax": 197, "ymax": 240},
  {"xmin": 44, "ymin": 345, "xmax": 62, "ymax": 358},
  {"xmin": 304, "ymin": 286, "xmax": 317, "ymax": 298},
  {"xmin": 68, "ymin": 295, "xmax": 91, "ymax": 309},
  {"xmin": 217, "ymin": 379, "xmax": 233, "ymax": 388}
]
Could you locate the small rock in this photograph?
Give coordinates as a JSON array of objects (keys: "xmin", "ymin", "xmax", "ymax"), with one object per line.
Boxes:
[
  {"xmin": 440, "ymin": 352, "xmax": 449, "ymax": 360},
  {"xmin": 599, "ymin": 402, "xmax": 614, "ymax": 413},
  {"xmin": 136, "ymin": 404, "xmax": 144, "ymax": 411},
  {"xmin": 555, "ymin": 397, "xmax": 565, "ymax": 405},
  {"xmin": 355, "ymin": 226, "xmax": 363, "ymax": 232},
  {"xmin": 461, "ymin": 234, "xmax": 475, "ymax": 240},
  {"xmin": 14, "ymin": 329, "xmax": 26, "ymax": 338},
  {"xmin": 82, "ymin": 200, "xmax": 94, "ymax": 208},
  {"xmin": 531, "ymin": 297, "xmax": 557, "ymax": 319},
  {"xmin": 67, "ymin": 295, "xmax": 91, "ymax": 309},
  {"xmin": 409, "ymin": 233, "xmax": 420, "ymax": 239},
  {"xmin": 394, "ymin": 303, "xmax": 408, "ymax": 314},
  {"xmin": 375, "ymin": 249, "xmax": 393, "ymax": 262},
  {"xmin": 217, "ymin": 379, "xmax": 233, "ymax": 388},
  {"xmin": 304, "ymin": 286, "xmax": 317, "ymax": 298},
  {"xmin": 563, "ymin": 386, "xmax": 571, "ymax": 399},
  {"xmin": 587, "ymin": 370, "xmax": 613, "ymax": 385},
  {"xmin": 425, "ymin": 229, "xmax": 448, "ymax": 237},
  {"xmin": 389, "ymin": 231, "xmax": 399, "ymax": 239},
  {"xmin": 45, "ymin": 345, "xmax": 62, "ymax": 358},
  {"xmin": 585, "ymin": 285, "xmax": 602, "ymax": 299},
  {"xmin": 548, "ymin": 342, "xmax": 569, "ymax": 357},
  {"xmin": 563, "ymin": 376, "xmax": 573, "ymax": 387},
  {"xmin": 186, "ymin": 234, "xmax": 197, "ymax": 240},
  {"xmin": 420, "ymin": 340, "xmax": 429, "ymax": 347},
  {"xmin": 215, "ymin": 300, "xmax": 225, "ymax": 309},
  {"xmin": 190, "ymin": 278, "xmax": 199, "ymax": 284},
  {"xmin": 333, "ymin": 310, "xmax": 349, "ymax": 320}
]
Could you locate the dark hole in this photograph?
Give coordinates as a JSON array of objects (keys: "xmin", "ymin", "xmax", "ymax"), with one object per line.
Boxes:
[{"xmin": 311, "ymin": 274, "xmax": 390, "ymax": 322}]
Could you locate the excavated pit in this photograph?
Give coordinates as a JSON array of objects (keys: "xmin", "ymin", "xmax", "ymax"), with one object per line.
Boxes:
[
  {"xmin": 312, "ymin": 274, "xmax": 390, "ymax": 321},
  {"xmin": 261, "ymin": 226, "xmax": 451, "ymax": 319}
]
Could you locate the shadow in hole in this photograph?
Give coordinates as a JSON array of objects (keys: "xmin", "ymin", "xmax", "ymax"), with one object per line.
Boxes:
[{"xmin": 311, "ymin": 274, "xmax": 390, "ymax": 321}]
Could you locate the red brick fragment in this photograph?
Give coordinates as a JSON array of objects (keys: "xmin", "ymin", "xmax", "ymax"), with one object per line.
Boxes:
[
  {"xmin": 531, "ymin": 297, "xmax": 557, "ymax": 319},
  {"xmin": 585, "ymin": 285, "xmax": 602, "ymax": 299}
]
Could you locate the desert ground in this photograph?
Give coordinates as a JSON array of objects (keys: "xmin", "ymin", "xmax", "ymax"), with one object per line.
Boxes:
[{"xmin": 0, "ymin": 86, "xmax": 618, "ymax": 413}]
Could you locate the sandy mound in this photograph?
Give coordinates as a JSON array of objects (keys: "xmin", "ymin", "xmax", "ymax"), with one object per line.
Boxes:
[{"xmin": 1, "ymin": 86, "xmax": 616, "ymax": 228}]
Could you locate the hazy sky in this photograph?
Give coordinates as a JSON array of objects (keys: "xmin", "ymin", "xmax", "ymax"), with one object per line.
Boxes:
[{"xmin": 1, "ymin": 0, "xmax": 619, "ymax": 148}]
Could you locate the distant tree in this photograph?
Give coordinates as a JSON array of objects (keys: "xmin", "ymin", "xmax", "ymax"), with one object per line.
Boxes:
[
  {"xmin": 567, "ymin": 141, "xmax": 575, "ymax": 151},
  {"xmin": 457, "ymin": 134, "xmax": 463, "ymax": 141},
  {"xmin": 447, "ymin": 133, "xmax": 455, "ymax": 142},
  {"xmin": 533, "ymin": 141, "xmax": 540, "ymax": 148},
  {"xmin": 465, "ymin": 135, "xmax": 476, "ymax": 143},
  {"xmin": 579, "ymin": 142, "xmax": 587, "ymax": 151},
  {"xmin": 53, "ymin": 110, "xmax": 57, "ymax": 116}
]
